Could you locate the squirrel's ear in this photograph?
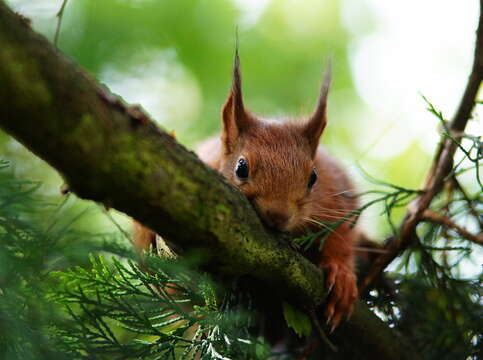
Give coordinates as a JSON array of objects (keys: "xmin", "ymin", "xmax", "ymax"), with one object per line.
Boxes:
[
  {"xmin": 221, "ymin": 48, "xmax": 253, "ymax": 154},
  {"xmin": 303, "ymin": 63, "xmax": 331, "ymax": 157}
]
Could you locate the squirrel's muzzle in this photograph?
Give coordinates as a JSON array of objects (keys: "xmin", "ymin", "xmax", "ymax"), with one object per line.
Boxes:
[{"xmin": 263, "ymin": 210, "xmax": 290, "ymax": 231}]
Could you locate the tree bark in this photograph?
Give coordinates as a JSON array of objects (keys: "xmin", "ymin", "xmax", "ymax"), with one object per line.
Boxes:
[{"xmin": 0, "ymin": 3, "xmax": 419, "ymax": 359}]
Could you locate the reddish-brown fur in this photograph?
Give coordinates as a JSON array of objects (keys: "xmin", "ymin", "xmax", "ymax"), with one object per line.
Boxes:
[{"xmin": 135, "ymin": 54, "xmax": 359, "ymax": 330}]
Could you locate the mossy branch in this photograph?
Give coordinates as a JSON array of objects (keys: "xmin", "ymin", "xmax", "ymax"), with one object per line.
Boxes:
[{"xmin": 0, "ymin": 3, "xmax": 419, "ymax": 358}]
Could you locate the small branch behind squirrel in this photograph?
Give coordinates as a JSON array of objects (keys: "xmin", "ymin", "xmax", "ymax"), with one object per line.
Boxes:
[
  {"xmin": 420, "ymin": 209, "xmax": 483, "ymax": 246},
  {"xmin": 360, "ymin": 0, "xmax": 483, "ymax": 292}
]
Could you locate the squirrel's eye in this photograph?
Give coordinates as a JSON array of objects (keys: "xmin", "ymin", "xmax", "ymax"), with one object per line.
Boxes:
[
  {"xmin": 235, "ymin": 158, "xmax": 249, "ymax": 180},
  {"xmin": 308, "ymin": 169, "xmax": 317, "ymax": 189}
]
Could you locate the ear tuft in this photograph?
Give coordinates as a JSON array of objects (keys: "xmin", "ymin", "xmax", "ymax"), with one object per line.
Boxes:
[
  {"xmin": 303, "ymin": 61, "xmax": 332, "ymax": 157},
  {"xmin": 221, "ymin": 44, "xmax": 253, "ymax": 154}
]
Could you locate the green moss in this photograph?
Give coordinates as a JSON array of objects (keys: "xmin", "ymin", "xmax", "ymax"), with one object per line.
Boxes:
[
  {"xmin": 214, "ymin": 203, "xmax": 230, "ymax": 220},
  {"xmin": 0, "ymin": 46, "xmax": 52, "ymax": 107},
  {"xmin": 64, "ymin": 113, "xmax": 104, "ymax": 154}
]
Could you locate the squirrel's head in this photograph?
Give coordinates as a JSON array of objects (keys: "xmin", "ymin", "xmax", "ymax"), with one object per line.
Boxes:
[{"xmin": 219, "ymin": 51, "xmax": 331, "ymax": 233}]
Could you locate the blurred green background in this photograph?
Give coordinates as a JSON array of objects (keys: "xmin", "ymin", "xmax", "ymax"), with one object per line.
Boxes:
[{"xmin": 2, "ymin": 0, "xmax": 480, "ymax": 243}]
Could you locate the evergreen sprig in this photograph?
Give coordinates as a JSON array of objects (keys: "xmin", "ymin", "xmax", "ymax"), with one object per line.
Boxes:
[{"xmin": 49, "ymin": 254, "xmax": 270, "ymax": 360}]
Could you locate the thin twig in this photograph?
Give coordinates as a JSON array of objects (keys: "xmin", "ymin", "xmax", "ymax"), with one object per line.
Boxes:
[
  {"xmin": 54, "ymin": 0, "xmax": 68, "ymax": 47},
  {"xmin": 309, "ymin": 308, "xmax": 337, "ymax": 353},
  {"xmin": 451, "ymin": 176, "xmax": 483, "ymax": 229},
  {"xmin": 360, "ymin": 1, "xmax": 483, "ymax": 292},
  {"xmin": 421, "ymin": 209, "xmax": 483, "ymax": 246},
  {"xmin": 440, "ymin": 180, "xmax": 455, "ymax": 266}
]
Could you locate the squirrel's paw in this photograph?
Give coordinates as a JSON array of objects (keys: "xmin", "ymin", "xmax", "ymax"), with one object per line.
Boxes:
[{"xmin": 321, "ymin": 261, "xmax": 357, "ymax": 331}]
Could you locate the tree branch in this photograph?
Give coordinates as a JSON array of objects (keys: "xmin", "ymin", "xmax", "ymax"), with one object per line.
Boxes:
[
  {"xmin": 0, "ymin": 2, "xmax": 420, "ymax": 358},
  {"xmin": 360, "ymin": 0, "xmax": 483, "ymax": 291},
  {"xmin": 420, "ymin": 209, "xmax": 483, "ymax": 246},
  {"xmin": 451, "ymin": 176, "xmax": 483, "ymax": 230}
]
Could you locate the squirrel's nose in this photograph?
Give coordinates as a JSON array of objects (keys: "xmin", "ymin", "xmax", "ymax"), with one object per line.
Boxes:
[{"xmin": 264, "ymin": 210, "xmax": 289, "ymax": 231}]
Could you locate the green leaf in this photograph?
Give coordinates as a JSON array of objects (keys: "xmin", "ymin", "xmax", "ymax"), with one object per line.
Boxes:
[
  {"xmin": 254, "ymin": 337, "xmax": 271, "ymax": 359},
  {"xmin": 282, "ymin": 301, "xmax": 312, "ymax": 338}
]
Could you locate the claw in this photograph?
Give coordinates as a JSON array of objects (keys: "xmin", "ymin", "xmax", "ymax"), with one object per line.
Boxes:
[{"xmin": 330, "ymin": 311, "xmax": 343, "ymax": 330}]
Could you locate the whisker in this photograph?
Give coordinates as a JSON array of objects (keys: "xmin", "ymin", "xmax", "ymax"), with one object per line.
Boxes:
[
  {"xmin": 309, "ymin": 213, "xmax": 346, "ymax": 221},
  {"xmin": 311, "ymin": 204, "xmax": 355, "ymax": 213},
  {"xmin": 311, "ymin": 209, "xmax": 355, "ymax": 219},
  {"xmin": 326, "ymin": 189, "xmax": 354, "ymax": 198},
  {"xmin": 311, "ymin": 210, "xmax": 351, "ymax": 218},
  {"xmin": 307, "ymin": 218, "xmax": 346, "ymax": 242}
]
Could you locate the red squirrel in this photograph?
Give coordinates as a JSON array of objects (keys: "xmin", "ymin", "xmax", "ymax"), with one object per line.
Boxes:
[{"xmin": 135, "ymin": 52, "xmax": 359, "ymax": 330}]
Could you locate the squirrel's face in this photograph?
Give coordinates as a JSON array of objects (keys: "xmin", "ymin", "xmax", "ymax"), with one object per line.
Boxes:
[
  {"xmin": 220, "ymin": 121, "xmax": 320, "ymax": 233},
  {"xmin": 220, "ymin": 52, "xmax": 331, "ymax": 233}
]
